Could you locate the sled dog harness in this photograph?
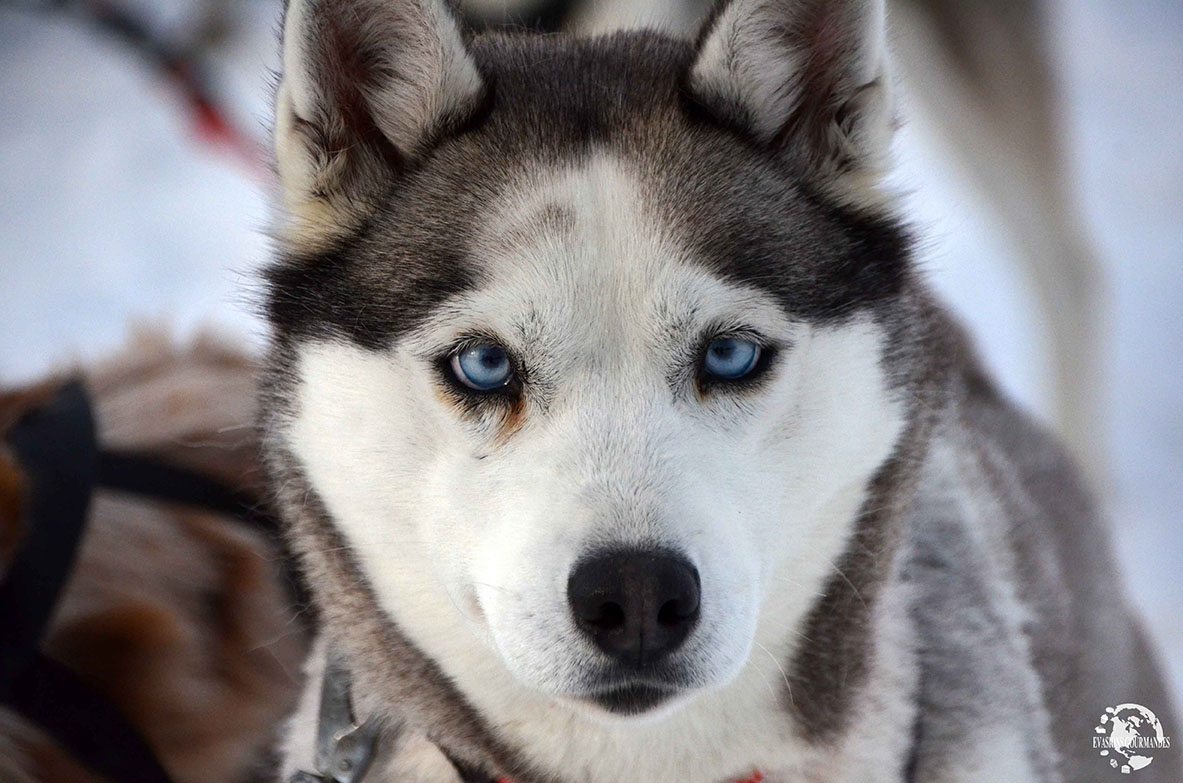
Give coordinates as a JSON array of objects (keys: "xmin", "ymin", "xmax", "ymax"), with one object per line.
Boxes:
[
  {"xmin": 290, "ymin": 649, "xmax": 766, "ymax": 783},
  {"xmin": 0, "ymin": 382, "xmax": 303, "ymax": 783}
]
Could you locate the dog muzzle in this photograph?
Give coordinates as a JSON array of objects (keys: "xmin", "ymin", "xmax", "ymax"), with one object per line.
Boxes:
[{"xmin": 290, "ymin": 647, "xmax": 766, "ymax": 783}]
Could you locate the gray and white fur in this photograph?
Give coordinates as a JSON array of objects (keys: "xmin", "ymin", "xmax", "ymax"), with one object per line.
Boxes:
[{"xmin": 260, "ymin": 1, "xmax": 1177, "ymax": 781}]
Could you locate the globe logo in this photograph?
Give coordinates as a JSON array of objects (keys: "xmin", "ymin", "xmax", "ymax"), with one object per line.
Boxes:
[{"xmin": 1093, "ymin": 703, "xmax": 1172, "ymax": 774}]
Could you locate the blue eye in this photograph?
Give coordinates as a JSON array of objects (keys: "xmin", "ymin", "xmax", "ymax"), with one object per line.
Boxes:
[
  {"xmin": 703, "ymin": 337, "xmax": 761, "ymax": 380},
  {"xmin": 450, "ymin": 343, "xmax": 514, "ymax": 391}
]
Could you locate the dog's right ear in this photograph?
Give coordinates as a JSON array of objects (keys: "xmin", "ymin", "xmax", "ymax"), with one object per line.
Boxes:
[
  {"xmin": 273, "ymin": 0, "xmax": 485, "ymax": 248},
  {"xmin": 687, "ymin": 0, "xmax": 894, "ymax": 207}
]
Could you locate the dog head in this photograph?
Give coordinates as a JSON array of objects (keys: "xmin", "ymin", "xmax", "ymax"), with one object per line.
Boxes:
[{"xmin": 264, "ymin": 0, "xmax": 922, "ymax": 721}]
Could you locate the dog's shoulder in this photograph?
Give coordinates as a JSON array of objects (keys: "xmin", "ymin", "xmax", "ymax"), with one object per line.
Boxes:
[{"xmin": 903, "ymin": 359, "xmax": 1178, "ymax": 781}]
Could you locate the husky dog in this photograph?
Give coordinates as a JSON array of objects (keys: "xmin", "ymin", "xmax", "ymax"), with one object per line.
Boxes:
[{"xmin": 261, "ymin": 1, "xmax": 1176, "ymax": 781}]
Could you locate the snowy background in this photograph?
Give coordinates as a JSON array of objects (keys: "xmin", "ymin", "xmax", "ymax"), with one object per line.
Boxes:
[{"xmin": 1, "ymin": 0, "xmax": 1179, "ymax": 712}]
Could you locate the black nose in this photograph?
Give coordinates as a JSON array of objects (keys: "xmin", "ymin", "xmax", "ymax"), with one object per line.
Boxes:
[{"xmin": 567, "ymin": 549, "xmax": 701, "ymax": 667}]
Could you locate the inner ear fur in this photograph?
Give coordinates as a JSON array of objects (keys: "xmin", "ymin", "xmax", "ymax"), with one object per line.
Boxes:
[
  {"xmin": 273, "ymin": 0, "xmax": 486, "ymax": 248},
  {"xmin": 688, "ymin": 0, "xmax": 896, "ymax": 205}
]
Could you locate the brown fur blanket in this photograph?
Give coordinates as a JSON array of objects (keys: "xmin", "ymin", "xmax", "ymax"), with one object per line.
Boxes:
[{"xmin": 0, "ymin": 335, "xmax": 307, "ymax": 783}]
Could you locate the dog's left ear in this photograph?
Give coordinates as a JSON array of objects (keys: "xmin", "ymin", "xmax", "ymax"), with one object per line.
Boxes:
[{"xmin": 688, "ymin": 0, "xmax": 894, "ymax": 203}]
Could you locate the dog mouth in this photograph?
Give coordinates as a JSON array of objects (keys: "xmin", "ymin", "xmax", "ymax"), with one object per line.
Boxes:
[
  {"xmin": 574, "ymin": 660, "xmax": 702, "ymax": 716},
  {"xmin": 582, "ymin": 682, "xmax": 679, "ymax": 715}
]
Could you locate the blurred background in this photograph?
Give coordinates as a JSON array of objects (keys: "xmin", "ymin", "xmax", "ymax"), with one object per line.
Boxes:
[{"xmin": 0, "ymin": 0, "xmax": 1179, "ymax": 709}]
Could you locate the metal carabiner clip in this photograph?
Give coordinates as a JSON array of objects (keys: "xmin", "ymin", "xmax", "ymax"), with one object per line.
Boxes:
[{"xmin": 289, "ymin": 649, "xmax": 379, "ymax": 783}]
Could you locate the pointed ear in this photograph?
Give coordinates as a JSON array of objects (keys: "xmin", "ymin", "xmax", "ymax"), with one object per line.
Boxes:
[
  {"xmin": 688, "ymin": 0, "xmax": 895, "ymax": 203},
  {"xmin": 274, "ymin": 0, "xmax": 485, "ymax": 247}
]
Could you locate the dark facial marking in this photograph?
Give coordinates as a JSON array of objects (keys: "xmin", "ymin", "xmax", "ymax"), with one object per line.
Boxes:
[
  {"xmin": 482, "ymin": 203, "xmax": 578, "ymax": 256},
  {"xmin": 264, "ymin": 234, "xmax": 476, "ymax": 352},
  {"xmin": 266, "ymin": 31, "xmax": 911, "ymax": 359}
]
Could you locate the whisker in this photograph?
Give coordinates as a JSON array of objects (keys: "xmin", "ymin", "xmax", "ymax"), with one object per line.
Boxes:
[
  {"xmin": 745, "ymin": 655, "xmax": 778, "ymax": 702},
  {"xmin": 755, "ymin": 640, "xmax": 794, "ymax": 709},
  {"xmin": 828, "ymin": 560, "xmax": 868, "ymax": 611}
]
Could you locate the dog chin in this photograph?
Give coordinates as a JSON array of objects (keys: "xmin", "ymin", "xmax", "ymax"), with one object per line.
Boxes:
[
  {"xmin": 590, "ymin": 683, "xmax": 677, "ymax": 713},
  {"xmin": 560, "ymin": 682, "xmax": 699, "ymax": 724}
]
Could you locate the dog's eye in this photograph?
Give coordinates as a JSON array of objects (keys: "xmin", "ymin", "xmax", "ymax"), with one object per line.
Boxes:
[
  {"xmin": 702, "ymin": 337, "xmax": 761, "ymax": 380},
  {"xmin": 450, "ymin": 344, "xmax": 514, "ymax": 391}
]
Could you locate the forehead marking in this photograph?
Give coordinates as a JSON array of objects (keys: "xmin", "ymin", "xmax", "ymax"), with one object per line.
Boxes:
[
  {"xmin": 479, "ymin": 156, "xmax": 676, "ymax": 303},
  {"xmin": 462, "ymin": 155, "xmax": 797, "ymax": 370},
  {"xmin": 484, "ymin": 203, "xmax": 578, "ymax": 256}
]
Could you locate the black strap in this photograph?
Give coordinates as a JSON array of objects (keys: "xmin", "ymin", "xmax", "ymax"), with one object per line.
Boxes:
[
  {"xmin": 8, "ymin": 654, "xmax": 174, "ymax": 783},
  {"xmin": 96, "ymin": 450, "xmax": 311, "ymax": 610},
  {"xmin": 0, "ymin": 382, "xmax": 96, "ymax": 694},
  {"xmin": 0, "ymin": 382, "xmax": 175, "ymax": 782},
  {"xmin": 96, "ymin": 451, "xmax": 278, "ymax": 534},
  {"xmin": 1, "ymin": 382, "xmax": 312, "ymax": 783}
]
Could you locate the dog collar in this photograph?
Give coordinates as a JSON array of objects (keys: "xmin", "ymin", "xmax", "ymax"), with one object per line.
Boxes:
[
  {"xmin": 498, "ymin": 770, "xmax": 764, "ymax": 783},
  {"xmin": 500, "ymin": 774, "xmax": 765, "ymax": 783}
]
